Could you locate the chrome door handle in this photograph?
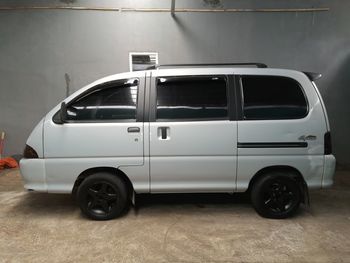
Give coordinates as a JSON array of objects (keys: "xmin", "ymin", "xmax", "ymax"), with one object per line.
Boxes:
[
  {"xmin": 158, "ymin": 127, "xmax": 169, "ymax": 140},
  {"xmin": 127, "ymin": 127, "xmax": 140, "ymax": 133},
  {"xmin": 299, "ymin": 135, "xmax": 317, "ymax": 141},
  {"xmin": 160, "ymin": 127, "xmax": 167, "ymax": 139}
]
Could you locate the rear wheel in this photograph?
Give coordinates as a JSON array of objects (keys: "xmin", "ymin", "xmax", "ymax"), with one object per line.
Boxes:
[
  {"xmin": 77, "ymin": 173, "xmax": 128, "ymax": 220},
  {"xmin": 251, "ymin": 172, "xmax": 301, "ymax": 219}
]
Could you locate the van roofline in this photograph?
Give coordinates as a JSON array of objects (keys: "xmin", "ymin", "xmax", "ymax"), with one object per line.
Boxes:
[{"xmin": 93, "ymin": 67, "xmax": 321, "ymax": 84}]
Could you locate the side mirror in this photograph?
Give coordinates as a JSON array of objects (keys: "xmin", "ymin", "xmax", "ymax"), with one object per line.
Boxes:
[{"xmin": 59, "ymin": 102, "xmax": 67, "ymax": 124}]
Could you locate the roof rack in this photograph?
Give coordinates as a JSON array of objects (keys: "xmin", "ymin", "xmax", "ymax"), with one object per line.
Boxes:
[{"xmin": 146, "ymin": 63, "xmax": 268, "ymax": 70}]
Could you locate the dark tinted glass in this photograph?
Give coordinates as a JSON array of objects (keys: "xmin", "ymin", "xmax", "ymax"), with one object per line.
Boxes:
[
  {"xmin": 241, "ymin": 76, "xmax": 307, "ymax": 120},
  {"xmin": 156, "ymin": 76, "xmax": 228, "ymax": 120},
  {"xmin": 66, "ymin": 79, "xmax": 138, "ymax": 121}
]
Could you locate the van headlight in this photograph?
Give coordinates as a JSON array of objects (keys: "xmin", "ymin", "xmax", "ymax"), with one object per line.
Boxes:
[{"xmin": 23, "ymin": 144, "xmax": 39, "ymax": 159}]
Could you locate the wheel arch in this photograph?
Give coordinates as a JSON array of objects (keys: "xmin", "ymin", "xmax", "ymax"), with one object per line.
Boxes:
[
  {"xmin": 72, "ymin": 166, "xmax": 134, "ymax": 198},
  {"xmin": 247, "ymin": 165, "xmax": 308, "ymax": 203}
]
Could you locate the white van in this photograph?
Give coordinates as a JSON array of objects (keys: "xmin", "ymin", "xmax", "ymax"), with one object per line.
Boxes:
[{"xmin": 20, "ymin": 63, "xmax": 336, "ymax": 220}]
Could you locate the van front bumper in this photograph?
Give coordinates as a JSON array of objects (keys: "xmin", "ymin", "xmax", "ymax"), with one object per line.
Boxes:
[
  {"xmin": 19, "ymin": 159, "xmax": 47, "ymax": 192},
  {"xmin": 322, "ymin": 155, "xmax": 336, "ymax": 188}
]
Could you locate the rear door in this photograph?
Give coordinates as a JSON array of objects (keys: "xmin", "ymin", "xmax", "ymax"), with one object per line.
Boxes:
[
  {"xmin": 148, "ymin": 72, "xmax": 237, "ymax": 193},
  {"xmin": 236, "ymin": 74, "xmax": 327, "ymax": 190}
]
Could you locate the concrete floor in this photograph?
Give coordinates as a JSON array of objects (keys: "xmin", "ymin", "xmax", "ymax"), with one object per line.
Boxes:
[{"xmin": 0, "ymin": 170, "xmax": 349, "ymax": 263}]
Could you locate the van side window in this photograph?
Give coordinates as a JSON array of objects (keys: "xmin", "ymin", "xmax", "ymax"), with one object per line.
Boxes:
[
  {"xmin": 66, "ymin": 79, "xmax": 138, "ymax": 121},
  {"xmin": 156, "ymin": 76, "xmax": 228, "ymax": 120},
  {"xmin": 241, "ymin": 76, "xmax": 307, "ymax": 120}
]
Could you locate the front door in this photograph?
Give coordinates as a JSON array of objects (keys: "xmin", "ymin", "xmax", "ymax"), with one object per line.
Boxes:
[
  {"xmin": 148, "ymin": 73, "xmax": 237, "ymax": 193},
  {"xmin": 44, "ymin": 76, "xmax": 145, "ymax": 192}
]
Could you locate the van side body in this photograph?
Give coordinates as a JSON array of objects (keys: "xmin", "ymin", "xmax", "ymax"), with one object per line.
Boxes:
[{"xmin": 20, "ymin": 67, "xmax": 336, "ymax": 219}]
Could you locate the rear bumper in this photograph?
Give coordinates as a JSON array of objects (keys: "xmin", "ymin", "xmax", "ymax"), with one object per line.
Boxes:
[
  {"xmin": 19, "ymin": 159, "xmax": 47, "ymax": 192},
  {"xmin": 322, "ymin": 155, "xmax": 336, "ymax": 188}
]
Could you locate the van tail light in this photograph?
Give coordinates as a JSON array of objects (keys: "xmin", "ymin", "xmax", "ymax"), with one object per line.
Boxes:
[
  {"xmin": 23, "ymin": 145, "xmax": 39, "ymax": 159},
  {"xmin": 324, "ymin": 132, "xmax": 332, "ymax": 155}
]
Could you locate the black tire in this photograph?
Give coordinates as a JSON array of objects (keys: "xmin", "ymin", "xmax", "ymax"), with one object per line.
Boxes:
[
  {"xmin": 251, "ymin": 172, "xmax": 301, "ymax": 219},
  {"xmin": 77, "ymin": 172, "xmax": 128, "ymax": 220}
]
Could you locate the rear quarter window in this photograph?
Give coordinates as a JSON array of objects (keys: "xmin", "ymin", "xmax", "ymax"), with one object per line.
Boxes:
[{"xmin": 241, "ymin": 75, "xmax": 308, "ymax": 120}]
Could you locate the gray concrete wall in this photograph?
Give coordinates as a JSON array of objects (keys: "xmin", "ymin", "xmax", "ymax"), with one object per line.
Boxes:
[{"xmin": 0, "ymin": 0, "xmax": 349, "ymax": 165}]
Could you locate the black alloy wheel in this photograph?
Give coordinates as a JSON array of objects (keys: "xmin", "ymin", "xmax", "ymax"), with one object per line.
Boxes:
[
  {"xmin": 77, "ymin": 173, "xmax": 128, "ymax": 220},
  {"xmin": 251, "ymin": 172, "xmax": 301, "ymax": 219},
  {"xmin": 86, "ymin": 182, "xmax": 118, "ymax": 216}
]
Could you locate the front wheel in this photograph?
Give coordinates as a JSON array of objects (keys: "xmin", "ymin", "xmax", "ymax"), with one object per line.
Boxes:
[
  {"xmin": 77, "ymin": 173, "xmax": 128, "ymax": 220},
  {"xmin": 251, "ymin": 172, "xmax": 301, "ymax": 219}
]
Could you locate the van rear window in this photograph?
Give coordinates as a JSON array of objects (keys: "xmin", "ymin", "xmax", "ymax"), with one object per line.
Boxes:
[{"xmin": 241, "ymin": 76, "xmax": 307, "ymax": 120}]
